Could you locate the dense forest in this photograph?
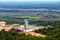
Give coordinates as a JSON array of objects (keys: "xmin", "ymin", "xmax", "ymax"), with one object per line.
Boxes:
[
  {"xmin": 0, "ymin": 18, "xmax": 60, "ymax": 40},
  {"xmin": 0, "ymin": 25, "xmax": 60, "ymax": 40},
  {"xmin": 35, "ymin": 26, "xmax": 60, "ymax": 40},
  {"xmin": 0, "ymin": 30, "xmax": 46, "ymax": 40}
]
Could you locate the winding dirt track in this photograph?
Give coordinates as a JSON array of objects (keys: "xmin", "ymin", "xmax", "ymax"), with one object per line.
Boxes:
[{"xmin": 22, "ymin": 32, "xmax": 46, "ymax": 38}]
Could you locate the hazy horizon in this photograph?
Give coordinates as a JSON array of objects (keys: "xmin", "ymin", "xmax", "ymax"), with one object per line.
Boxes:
[
  {"xmin": 0, "ymin": 0, "xmax": 60, "ymax": 10},
  {"xmin": 0, "ymin": 0, "xmax": 60, "ymax": 2}
]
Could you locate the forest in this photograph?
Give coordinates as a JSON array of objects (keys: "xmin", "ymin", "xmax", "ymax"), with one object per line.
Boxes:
[
  {"xmin": 0, "ymin": 19, "xmax": 60, "ymax": 40},
  {"xmin": 0, "ymin": 26, "xmax": 60, "ymax": 40},
  {"xmin": 0, "ymin": 15, "xmax": 60, "ymax": 40}
]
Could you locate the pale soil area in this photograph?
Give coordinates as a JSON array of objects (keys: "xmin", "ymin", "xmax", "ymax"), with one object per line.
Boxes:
[{"xmin": 19, "ymin": 32, "xmax": 46, "ymax": 38}]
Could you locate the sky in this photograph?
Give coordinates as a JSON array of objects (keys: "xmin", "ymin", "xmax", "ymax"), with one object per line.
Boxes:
[{"xmin": 0, "ymin": 0, "xmax": 60, "ymax": 2}]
